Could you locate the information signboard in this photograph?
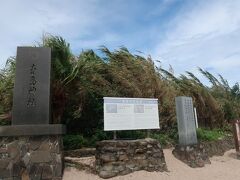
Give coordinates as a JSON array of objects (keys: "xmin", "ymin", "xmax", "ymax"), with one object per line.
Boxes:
[{"xmin": 104, "ymin": 97, "xmax": 160, "ymax": 131}]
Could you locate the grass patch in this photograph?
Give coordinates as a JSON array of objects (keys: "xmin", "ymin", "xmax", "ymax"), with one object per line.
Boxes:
[{"xmin": 197, "ymin": 128, "xmax": 226, "ymax": 142}]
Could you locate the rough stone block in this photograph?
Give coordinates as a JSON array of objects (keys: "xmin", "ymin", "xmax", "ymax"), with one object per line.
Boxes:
[
  {"xmin": 7, "ymin": 141, "xmax": 20, "ymax": 159},
  {"xmin": 30, "ymin": 151, "xmax": 52, "ymax": 163},
  {"xmin": 41, "ymin": 165, "xmax": 53, "ymax": 179},
  {"xmin": 119, "ymin": 168, "xmax": 132, "ymax": 176},
  {"xmin": 53, "ymin": 162, "xmax": 63, "ymax": 177},
  {"xmin": 0, "ymin": 148, "xmax": 8, "ymax": 153},
  {"xmin": 29, "ymin": 137, "xmax": 42, "ymax": 151},
  {"xmin": 118, "ymin": 154, "xmax": 128, "ymax": 161},
  {"xmin": 0, "ymin": 168, "xmax": 11, "ymax": 178},
  {"xmin": 99, "ymin": 170, "xmax": 117, "ymax": 179},
  {"xmin": 12, "ymin": 163, "xmax": 22, "ymax": 177},
  {"xmin": 100, "ymin": 154, "xmax": 116, "ymax": 162},
  {"xmin": 22, "ymin": 153, "xmax": 30, "ymax": 166},
  {"xmin": 0, "ymin": 159, "xmax": 10, "ymax": 169},
  {"xmin": 29, "ymin": 164, "xmax": 42, "ymax": 179},
  {"xmin": 38, "ymin": 140, "xmax": 51, "ymax": 151}
]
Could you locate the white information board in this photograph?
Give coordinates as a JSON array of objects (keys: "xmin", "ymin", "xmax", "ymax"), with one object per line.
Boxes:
[{"xmin": 104, "ymin": 97, "xmax": 160, "ymax": 131}]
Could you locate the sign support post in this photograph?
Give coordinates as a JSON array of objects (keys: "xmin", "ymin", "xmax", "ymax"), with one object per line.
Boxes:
[{"xmin": 113, "ymin": 131, "xmax": 117, "ymax": 140}]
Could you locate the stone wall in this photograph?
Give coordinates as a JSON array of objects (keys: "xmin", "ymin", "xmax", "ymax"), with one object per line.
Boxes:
[
  {"xmin": 0, "ymin": 135, "xmax": 63, "ymax": 179},
  {"xmin": 95, "ymin": 138, "xmax": 167, "ymax": 179}
]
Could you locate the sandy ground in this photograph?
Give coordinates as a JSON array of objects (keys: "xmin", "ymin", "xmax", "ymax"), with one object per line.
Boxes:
[{"xmin": 63, "ymin": 148, "xmax": 240, "ymax": 180}]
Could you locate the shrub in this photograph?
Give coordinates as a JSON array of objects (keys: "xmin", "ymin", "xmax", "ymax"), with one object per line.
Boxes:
[
  {"xmin": 63, "ymin": 134, "xmax": 87, "ymax": 150},
  {"xmin": 117, "ymin": 130, "xmax": 146, "ymax": 140},
  {"xmin": 197, "ymin": 128, "xmax": 225, "ymax": 141},
  {"xmin": 87, "ymin": 129, "xmax": 109, "ymax": 147},
  {"xmin": 150, "ymin": 133, "xmax": 174, "ymax": 146},
  {"xmin": 0, "ymin": 120, "xmax": 10, "ymax": 126}
]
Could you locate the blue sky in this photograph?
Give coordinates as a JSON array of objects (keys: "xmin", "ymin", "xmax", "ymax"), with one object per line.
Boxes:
[{"xmin": 1, "ymin": 0, "xmax": 240, "ymax": 85}]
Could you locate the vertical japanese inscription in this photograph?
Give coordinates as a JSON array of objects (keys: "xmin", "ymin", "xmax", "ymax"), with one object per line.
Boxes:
[{"xmin": 27, "ymin": 64, "xmax": 37, "ymax": 107}]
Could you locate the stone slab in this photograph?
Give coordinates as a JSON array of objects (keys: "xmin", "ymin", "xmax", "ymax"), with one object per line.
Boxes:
[
  {"xmin": 0, "ymin": 159, "xmax": 10, "ymax": 169},
  {"xmin": 175, "ymin": 96, "xmax": 197, "ymax": 146},
  {"xmin": 0, "ymin": 124, "xmax": 66, "ymax": 136},
  {"xmin": 12, "ymin": 47, "xmax": 51, "ymax": 125}
]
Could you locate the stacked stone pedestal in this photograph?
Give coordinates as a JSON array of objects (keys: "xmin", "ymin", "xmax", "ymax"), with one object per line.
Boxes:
[
  {"xmin": 172, "ymin": 144, "xmax": 210, "ymax": 168},
  {"xmin": 95, "ymin": 138, "xmax": 167, "ymax": 179},
  {"xmin": 0, "ymin": 135, "xmax": 63, "ymax": 179}
]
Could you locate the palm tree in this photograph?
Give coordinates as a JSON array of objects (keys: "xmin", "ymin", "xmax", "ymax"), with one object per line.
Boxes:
[{"xmin": 42, "ymin": 35, "xmax": 77, "ymax": 124}]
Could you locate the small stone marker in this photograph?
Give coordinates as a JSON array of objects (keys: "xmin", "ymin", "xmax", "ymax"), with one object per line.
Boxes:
[
  {"xmin": 12, "ymin": 47, "xmax": 51, "ymax": 125},
  {"xmin": 175, "ymin": 96, "xmax": 197, "ymax": 146},
  {"xmin": 173, "ymin": 97, "xmax": 209, "ymax": 168}
]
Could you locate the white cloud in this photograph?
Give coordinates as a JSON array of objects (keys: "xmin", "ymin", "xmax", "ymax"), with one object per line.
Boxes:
[
  {"xmin": 0, "ymin": 1, "xmax": 78, "ymax": 66},
  {"xmin": 153, "ymin": 0, "xmax": 240, "ymax": 85},
  {"xmin": 0, "ymin": 0, "xmax": 124, "ymax": 67}
]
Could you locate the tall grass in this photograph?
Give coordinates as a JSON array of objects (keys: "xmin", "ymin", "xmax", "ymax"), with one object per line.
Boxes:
[{"xmin": 0, "ymin": 35, "xmax": 239, "ymax": 135}]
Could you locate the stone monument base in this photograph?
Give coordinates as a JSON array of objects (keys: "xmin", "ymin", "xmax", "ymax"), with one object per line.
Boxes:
[
  {"xmin": 0, "ymin": 124, "xmax": 65, "ymax": 179},
  {"xmin": 172, "ymin": 144, "xmax": 210, "ymax": 168},
  {"xmin": 0, "ymin": 135, "xmax": 63, "ymax": 179},
  {"xmin": 95, "ymin": 138, "xmax": 167, "ymax": 179}
]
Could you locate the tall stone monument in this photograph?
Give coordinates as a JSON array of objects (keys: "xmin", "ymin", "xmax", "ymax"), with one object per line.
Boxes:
[
  {"xmin": 175, "ymin": 96, "xmax": 197, "ymax": 145},
  {"xmin": 173, "ymin": 96, "xmax": 210, "ymax": 168},
  {"xmin": 0, "ymin": 47, "xmax": 66, "ymax": 179},
  {"xmin": 12, "ymin": 47, "xmax": 51, "ymax": 125}
]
